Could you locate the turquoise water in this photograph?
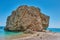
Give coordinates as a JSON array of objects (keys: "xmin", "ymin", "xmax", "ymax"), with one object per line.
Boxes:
[
  {"xmin": 47, "ymin": 28, "xmax": 60, "ymax": 32},
  {"xmin": 0, "ymin": 26, "xmax": 60, "ymax": 37},
  {"xmin": 0, "ymin": 26, "xmax": 23, "ymax": 37}
]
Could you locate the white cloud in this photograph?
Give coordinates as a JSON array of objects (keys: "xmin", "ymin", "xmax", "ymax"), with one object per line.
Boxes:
[
  {"xmin": 48, "ymin": 21, "xmax": 60, "ymax": 28},
  {"xmin": 0, "ymin": 22, "xmax": 1, "ymax": 26},
  {"xmin": 0, "ymin": 22, "xmax": 6, "ymax": 26}
]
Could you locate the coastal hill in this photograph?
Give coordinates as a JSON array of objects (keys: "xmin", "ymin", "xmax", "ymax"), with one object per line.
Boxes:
[{"xmin": 4, "ymin": 5, "xmax": 49, "ymax": 32}]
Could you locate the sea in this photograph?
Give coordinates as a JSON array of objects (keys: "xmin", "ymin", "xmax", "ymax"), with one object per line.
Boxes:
[
  {"xmin": 0, "ymin": 26, "xmax": 60, "ymax": 37},
  {"xmin": 0, "ymin": 26, "xmax": 23, "ymax": 37}
]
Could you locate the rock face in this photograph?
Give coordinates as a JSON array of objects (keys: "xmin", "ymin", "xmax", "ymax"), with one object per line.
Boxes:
[{"xmin": 4, "ymin": 5, "xmax": 50, "ymax": 32}]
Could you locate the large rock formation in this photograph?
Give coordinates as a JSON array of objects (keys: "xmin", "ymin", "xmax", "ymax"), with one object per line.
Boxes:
[{"xmin": 4, "ymin": 5, "xmax": 50, "ymax": 32}]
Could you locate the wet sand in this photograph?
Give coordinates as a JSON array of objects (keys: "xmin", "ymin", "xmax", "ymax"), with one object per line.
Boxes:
[{"xmin": 0, "ymin": 32, "xmax": 60, "ymax": 40}]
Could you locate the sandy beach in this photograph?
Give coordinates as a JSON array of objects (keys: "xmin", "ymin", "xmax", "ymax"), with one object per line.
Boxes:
[{"xmin": 0, "ymin": 32, "xmax": 60, "ymax": 40}]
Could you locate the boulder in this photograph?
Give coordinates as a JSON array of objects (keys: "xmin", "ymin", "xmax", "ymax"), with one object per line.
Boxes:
[
  {"xmin": 24, "ymin": 29, "xmax": 35, "ymax": 34},
  {"xmin": 4, "ymin": 5, "xmax": 50, "ymax": 32}
]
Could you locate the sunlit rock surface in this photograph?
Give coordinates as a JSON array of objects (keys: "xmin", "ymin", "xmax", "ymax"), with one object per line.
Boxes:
[{"xmin": 4, "ymin": 5, "xmax": 50, "ymax": 32}]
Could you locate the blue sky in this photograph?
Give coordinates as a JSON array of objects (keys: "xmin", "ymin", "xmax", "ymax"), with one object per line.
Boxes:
[{"xmin": 0, "ymin": 0, "xmax": 60, "ymax": 28}]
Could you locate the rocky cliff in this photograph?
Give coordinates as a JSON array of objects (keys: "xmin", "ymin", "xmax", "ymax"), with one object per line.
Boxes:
[{"xmin": 4, "ymin": 5, "xmax": 50, "ymax": 32}]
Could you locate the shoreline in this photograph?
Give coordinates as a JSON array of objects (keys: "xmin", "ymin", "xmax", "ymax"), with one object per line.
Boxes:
[{"xmin": 1, "ymin": 32, "xmax": 60, "ymax": 40}]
